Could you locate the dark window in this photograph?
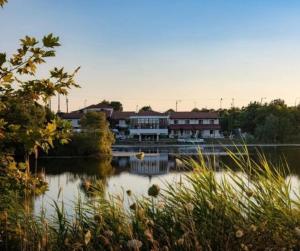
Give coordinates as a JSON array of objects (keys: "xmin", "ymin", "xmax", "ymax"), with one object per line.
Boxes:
[
  {"xmin": 185, "ymin": 120, "xmax": 190, "ymax": 124},
  {"xmin": 174, "ymin": 120, "xmax": 178, "ymax": 124}
]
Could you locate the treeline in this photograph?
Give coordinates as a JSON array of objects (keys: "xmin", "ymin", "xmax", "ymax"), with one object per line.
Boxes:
[{"xmin": 219, "ymin": 99, "xmax": 300, "ymax": 143}]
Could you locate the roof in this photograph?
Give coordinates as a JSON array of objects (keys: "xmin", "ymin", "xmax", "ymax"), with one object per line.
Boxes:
[
  {"xmin": 169, "ymin": 112, "xmax": 219, "ymax": 119},
  {"xmin": 83, "ymin": 103, "xmax": 113, "ymax": 110},
  {"xmin": 169, "ymin": 124, "xmax": 221, "ymax": 130},
  {"xmin": 111, "ymin": 111, "xmax": 136, "ymax": 120},
  {"xmin": 133, "ymin": 111, "xmax": 168, "ymax": 117},
  {"xmin": 60, "ymin": 112, "xmax": 83, "ymax": 119}
]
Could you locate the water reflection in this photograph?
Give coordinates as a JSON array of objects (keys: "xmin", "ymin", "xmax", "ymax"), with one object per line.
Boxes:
[{"xmin": 34, "ymin": 146, "xmax": 300, "ymax": 215}]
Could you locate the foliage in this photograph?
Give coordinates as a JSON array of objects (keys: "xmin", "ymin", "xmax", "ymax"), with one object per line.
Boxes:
[
  {"xmin": 0, "ymin": 0, "xmax": 7, "ymax": 8},
  {"xmin": 139, "ymin": 106, "xmax": 152, "ymax": 112},
  {"xmin": 110, "ymin": 101, "xmax": 123, "ymax": 111},
  {"xmin": 50, "ymin": 112, "xmax": 114, "ymax": 156},
  {"xmin": 220, "ymin": 99, "xmax": 300, "ymax": 142},
  {"xmin": 2, "ymin": 149, "xmax": 300, "ymax": 250},
  {"xmin": 0, "ymin": 34, "xmax": 79, "ymax": 161}
]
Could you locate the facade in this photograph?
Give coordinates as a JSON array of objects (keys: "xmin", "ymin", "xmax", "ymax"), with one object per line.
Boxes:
[
  {"xmin": 60, "ymin": 103, "xmax": 222, "ymax": 140},
  {"xmin": 128, "ymin": 111, "xmax": 169, "ymax": 141},
  {"xmin": 168, "ymin": 112, "xmax": 221, "ymax": 138}
]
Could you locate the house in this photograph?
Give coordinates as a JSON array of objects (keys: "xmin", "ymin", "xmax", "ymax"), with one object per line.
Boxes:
[
  {"xmin": 59, "ymin": 111, "xmax": 83, "ymax": 132},
  {"xmin": 60, "ymin": 102, "xmax": 113, "ymax": 132},
  {"xmin": 110, "ymin": 111, "xmax": 136, "ymax": 137},
  {"xmin": 80, "ymin": 103, "xmax": 114, "ymax": 117},
  {"xmin": 128, "ymin": 111, "xmax": 169, "ymax": 141},
  {"xmin": 168, "ymin": 112, "xmax": 221, "ymax": 138}
]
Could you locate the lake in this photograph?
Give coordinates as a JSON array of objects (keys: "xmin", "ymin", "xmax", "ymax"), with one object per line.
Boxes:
[{"xmin": 33, "ymin": 145, "xmax": 300, "ymax": 215}]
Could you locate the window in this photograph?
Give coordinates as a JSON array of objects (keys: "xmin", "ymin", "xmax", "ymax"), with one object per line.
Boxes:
[
  {"xmin": 199, "ymin": 120, "xmax": 203, "ymax": 124},
  {"xmin": 210, "ymin": 119, "xmax": 214, "ymax": 124},
  {"xmin": 210, "ymin": 130, "xmax": 214, "ymax": 135},
  {"xmin": 174, "ymin": 120, "xmax": 178, "ymax": 124},
  {"xmin": 185, "ymin": 120, "xmax": 190, "ymax": 124}
]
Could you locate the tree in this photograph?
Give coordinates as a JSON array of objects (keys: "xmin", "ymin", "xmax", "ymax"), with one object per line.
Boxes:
[
  {"xmin": 79, "ymin": 112, "xmax": 115, "ymax": 154},
  {"xmin": 191, "ymin": 107, "xmax": 200, "ymax": 112},
  {"xmin": 0, "ymin": 34, "xmax": 79, "ymax": 174},
  {"xmin": 139, "ymin": 106, "xmax": 152, "ymax": 112},
  {"xmin": 110, "ymin": 101, "xmax": 123, "ymax": 111},
  {"xmin": 165, "ymin": 108, "xmax": 175, "ymax": 113}
]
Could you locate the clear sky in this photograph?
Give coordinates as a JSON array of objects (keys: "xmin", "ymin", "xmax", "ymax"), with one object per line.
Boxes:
[{"xmin": 1, "ymin": 0, "xmax": 300, "ymax": 112}]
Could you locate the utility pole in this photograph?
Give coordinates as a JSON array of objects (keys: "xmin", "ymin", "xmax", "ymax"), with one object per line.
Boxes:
[
  {"xmin": 175, "ymin": 100, "xmax": 181, "ymax": 112},
  {"xmin": 66, "ymin": 97, "xmax": 69, "ymax": 113},
  {"xmin": 219, "ymin": 98, "xmax": 223, "ymax": 110},
  {"xmin": 57, "ymin": 94, "xmax": 61, "ymax": 113},
  {"xmin": 231, "ymin": 98, "xmax": 235, "ymax": 109}
]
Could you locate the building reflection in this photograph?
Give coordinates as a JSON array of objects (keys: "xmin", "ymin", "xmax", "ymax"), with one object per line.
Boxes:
[{"xmin": 130, "ymin": 154, "xmax": 170, "ymax": 176}]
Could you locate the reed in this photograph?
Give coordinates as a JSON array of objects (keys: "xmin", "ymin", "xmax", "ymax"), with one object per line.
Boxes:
[{"xmin": 1, "ymin": 148, "xmax": 300, "ymax": 250}]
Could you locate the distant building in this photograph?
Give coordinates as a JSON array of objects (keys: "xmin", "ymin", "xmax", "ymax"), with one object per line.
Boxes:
[
  {"xmin": 60, "ymin": 102, "xmax": 113, "ymax": 132},
  {"xmin": 60, "ymin": 103, "xmax": 222, "ymax": 140},
  {"xmin": 128, "ymin": 111, "xmax": 169, "ymax": 141},
  {"xmin": 168, "ymin": 112, "xmax": 221, "ymax": 138}
]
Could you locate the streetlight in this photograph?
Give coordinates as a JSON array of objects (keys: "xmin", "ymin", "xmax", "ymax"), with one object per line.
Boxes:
[
  {"xmin": 175, "ymin": 100, "xmax": 181, "ymax": 112},
  {"xmin": 219, "ymin": 98, "xmax": 223, "ymax": 110}
]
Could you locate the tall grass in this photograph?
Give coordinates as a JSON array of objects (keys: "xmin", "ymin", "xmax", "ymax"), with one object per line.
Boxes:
[{"xmin": 1, "ymin": 147, "xmax": 300, "ymax": 250}]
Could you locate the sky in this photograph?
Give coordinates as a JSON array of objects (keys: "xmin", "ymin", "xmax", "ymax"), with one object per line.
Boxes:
[{"xmin": 1, "ymin": 0, "xmax": 300, "ymax": 112}]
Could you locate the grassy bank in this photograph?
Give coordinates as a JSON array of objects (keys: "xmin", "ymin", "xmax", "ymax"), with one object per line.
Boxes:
[{"xmin": 1, "ymin": 148, "xmax": 300, "ymax": 250}]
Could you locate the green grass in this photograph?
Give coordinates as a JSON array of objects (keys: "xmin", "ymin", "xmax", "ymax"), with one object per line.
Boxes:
[{"xmin": 1, "ymin": 147, "xmax": 300, "ymax": 250}]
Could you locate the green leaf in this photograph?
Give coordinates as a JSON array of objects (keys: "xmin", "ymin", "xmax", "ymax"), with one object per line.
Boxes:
[
  {"xmin": 20, "ymin": 36, "xmax": 38, "ymax": 47},
  {"xmin": 43, "ymin": 50, "xmax": 56, "ymax": 57},
  {"xmin": 42, "ymin": 33, "xmax": 60, "ymax": 48},
  {"xmin": 0, "ymin": 53, "xmax": 6, "ymax": 66},
  {"xmin": 0, "ymin": 0, "xmax": 7, "ymax": 8}
]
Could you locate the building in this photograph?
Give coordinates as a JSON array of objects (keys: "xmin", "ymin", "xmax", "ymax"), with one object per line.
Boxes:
[
  {"xmin": 128, "ymin": 111, "xmax": 169, "ymax": 141},
  {"xmin": 60, "ymin": 102, "xmax": 114, "ymax": 132},
  {"xmin": 110, "ymin": 111, "xmax": 136, "ymax": 137},
  {"xmin": 60, "ymin": 103, "xmax": 222, "ymax": 140},
  {"xmin": 168, "ymin": 111, "xmax": 221, "ymax": 138}
]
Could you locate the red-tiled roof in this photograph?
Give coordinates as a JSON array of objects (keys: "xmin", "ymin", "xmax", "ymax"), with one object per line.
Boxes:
[
  {"xmin": 111, "ymin": 111, "xmax": 136, "ymax": 120},
  {"xmin": 134, "ymin": 111, "xmax": 168, "ymax": 117},
  {"xmin": 169, "ymin": 124, "xmax": 221, "ymax": 130},
  {"xmin": 60, "ymin": 112, "xmax": 83, "ymax": 119},
  {"xmin": 169, "ymin": 112, "xmax": 219, "ymax": 119}
]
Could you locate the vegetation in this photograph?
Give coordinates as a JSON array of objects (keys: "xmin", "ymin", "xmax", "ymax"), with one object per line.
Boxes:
[
  {"xmin": 1, "ymin": 149, "xmax": 300, "ymax": 250},
  {"xmin": 50, "ymin": 112, "xmax": 114, "ymax": 156},
  {"xmin": 139, "ymin": 106, "xmax": 153, "ymax": 112},
  {"xmin": 220, "ymin": 99, "xmax": 300, "ymax": 143}
]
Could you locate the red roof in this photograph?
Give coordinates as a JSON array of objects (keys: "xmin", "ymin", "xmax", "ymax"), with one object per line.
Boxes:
[
  {"xmin": 60, "ymin": 112, "xmax": 83, "ymax": 119},
  {"xmin": 169, "ymin": 124, "xmax": 221, "ymax": 130},
  {"xmin": 111, "ymin": 111, "xmax": 136, "ymax": 120},
  {"xmin": 169, "ymin": 112, "xmax": 219, "ymax": 119},
  {"xmin": 134, "ymin": 111, "xmax": 167, "ymax": 117}
]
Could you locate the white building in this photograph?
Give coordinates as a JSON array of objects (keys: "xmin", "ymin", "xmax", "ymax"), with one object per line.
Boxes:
[
  {"xmin": 168, "ymin": 112, "xmax": 221, "ymax": 138},
  {"xmin": 128, "ymin": 111, "xmax": 169, "ymax": 141}
]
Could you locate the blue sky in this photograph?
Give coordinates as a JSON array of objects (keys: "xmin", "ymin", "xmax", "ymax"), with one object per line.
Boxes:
[{"xmin": 1, "ymin": 0, "xmax": 300, "ymax": 111}]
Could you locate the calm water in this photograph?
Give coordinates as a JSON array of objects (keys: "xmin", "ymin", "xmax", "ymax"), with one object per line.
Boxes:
[{"xmin": 34, "ymin": 146, "xmax": 300, "ymax": 215}]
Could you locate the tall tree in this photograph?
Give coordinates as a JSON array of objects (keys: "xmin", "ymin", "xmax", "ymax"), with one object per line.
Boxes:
[
  {"xmin": 110, "ymin": 101, "xmax": 123, "ymax": 111},
  {"xmin": 139, "ymin": 106, "xmax": 152, "ymax": 112},
  {"xmin": 0, "ymin": 34, "xmax": 79, "ymax": 172}
]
